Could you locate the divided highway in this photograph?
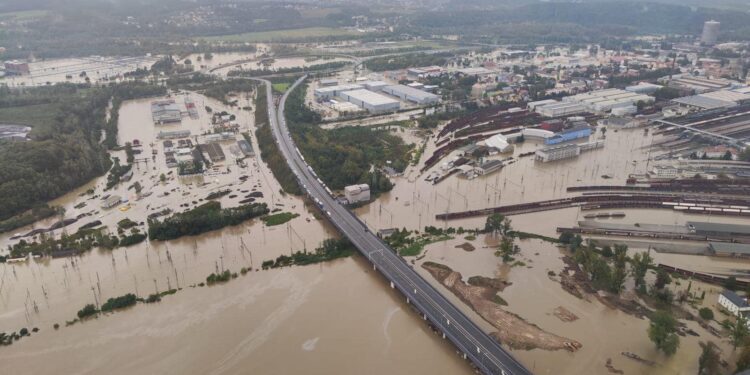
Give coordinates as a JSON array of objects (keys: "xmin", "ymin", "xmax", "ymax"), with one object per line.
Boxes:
[{"xmin": 259, "ymin": 76, "xmax": 532, "ymax": 375}]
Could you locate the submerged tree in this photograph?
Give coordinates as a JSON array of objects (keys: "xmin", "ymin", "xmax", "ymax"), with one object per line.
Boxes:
[{"xmin": 648, "ymin": 310, "xmax": 680, "ymax": 356}]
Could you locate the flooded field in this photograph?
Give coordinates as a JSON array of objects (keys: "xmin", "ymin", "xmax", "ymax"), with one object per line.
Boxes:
[
  {"xmin": 415, "ymin": 235, "xmax": 735, "ymax": 375},
  {"xmin": 0, "ymin": 257, "xmax": 473, "ymax": 375},
  {"xmin": 0, "ymin": 85, "xmax": 474, "ymax": 374}
]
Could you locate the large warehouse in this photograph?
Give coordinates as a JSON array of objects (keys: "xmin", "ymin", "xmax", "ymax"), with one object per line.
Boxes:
[
  {"xmin": 562, "ymin": 88, "xmax": 654, "ymax": 113},
  {"xmin": 339, "ymin": 89, "xmax": 400, "ymax": 113},
  {"xmin": 314, "ymin": 84, "xmax": 363, "ymax": 100},
  {"xmin": 151, "ymin": 100, "xmax": 182, "ymax": 124},
  {"xmin": 381, "ymin": 85, "xmax": 440, "ymax": 105}
]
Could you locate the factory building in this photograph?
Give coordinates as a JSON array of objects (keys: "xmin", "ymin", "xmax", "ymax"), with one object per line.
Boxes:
[
  {"xmin": 338, "ymin": 89, "xmax": 401, "ymax": 113},
  {"xmin": 157, "ymin": 130, "xmax": 191, "ymax": 139},
  {"xmin": 535, "ymin": 143, "xmax": 580, "ymax": 162},
  {"xmin": 363, "ymin": 81, "xmax": 389, "ymax": 91},
  {"xmin": 670, "ymin": 90, "xmax": 750, "ymax": 110},
  {"xmin": 237, "ymin": 140, "xmax": 254, "ymax": 157},
  {"xmin": 527, "ymin": 99, "xmax": 558, "ymax": 111},
  {"xmin": 101, "ymin": 195, "xmax": 122, "ymax": 209},
  {"xmin": 484, "ymin": 134, "xmax": 513, "ymax": 153},
  {"xmin": 701, "ymin": 20, "xmax": 721, "ymax": 45},
  {"xmin": 544, "ymin": 125, "xmax": 592, "ymax": 145},
  {"xmin": 3, "ymin": 60, "xmax": 29, "ymax": 75},
  {"xmin": 319, "ymin": 78, "xmax": 338, "ymax": 87},
  {"xmin": 151, "ymin": 100, "xmax": 182, "ymax": 124},
  {"xmin": 535, "ymin": 101, "xmax": 587, "ymax": 118},
  {"xmin": 314, "ymin": 84, "xmax": 363, "ymax": 100},
  {"xmin": 562, "ymin": 89, "xmax": 654, "ymax": 113},
  {"xmin": 381, "ymin": 85, "xmax": 440, "ymax": 105},
  {"xmin": 665, "ymin": 75, "xmax": 734, "ymax": 93},
  {"xmin": 535, "ymin": 140, "xmax": 604, "ymax": 162},
  {"xmin": 344, "ymin": 184, "xmax": 370, "ymax": 204}
]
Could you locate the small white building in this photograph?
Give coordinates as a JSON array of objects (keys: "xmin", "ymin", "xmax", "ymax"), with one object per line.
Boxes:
[
  {"xmin": 719, "ymin": 290, "xmax": 750, "ymax": 317},
  {"xmin": 344, "ymin": 184, "xmax": 370, "ymax": 204},
  {"xmin": 652, "ymin": 165, "xmax": 680, "ymax": 179}
]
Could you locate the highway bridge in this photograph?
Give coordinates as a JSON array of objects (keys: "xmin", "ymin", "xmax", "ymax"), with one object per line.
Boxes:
[{"xmin": 258, "ymin": 75, "xmax": 531, "ymax": 375}]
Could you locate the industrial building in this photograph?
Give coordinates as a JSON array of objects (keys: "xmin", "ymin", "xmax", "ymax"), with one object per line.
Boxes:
[
  {"xmin": 237, "ymin": 139, "xmax": 254, "ymax": 157},
  {"xmin": 534, "ymin": 101, "xmax": 587, "ymax": 118},
  {"xmin": 363, "ymin": 81, "xmax": 389, "ymax": 91},
  {"xmin": 545, "ymin": 125, "xmax": 592, "ymax": 145},
  {"xmin": 199, "ymin": 143, "xmax": 226, "ymax": 163},
  {"xmin": 338, "ymin": 89, "xmax": 401, "ymax": 113},
  {"xmin": 561, "ymin": 88, "xmax": 654, "ymax": 113},
  {"xmin": 157, "ymin": 130, "xmax": 191, "ymax": 140},
  {"xmin": 381, "ymin": 85, "xmax": 440, "ymax": 105},
  {"xmin": 687, "ymin": 221, "xmax": 750, "ymax": 237},
  {"xmin": 709, "ymin": 242, "xmax": 750, "ymax": 258},
  {"xmin": 101, "ymin": 195, "xmax": 122, "ymax": 209},
  {"xmin": 3, "ymin": 60, "xmax": 29, "ymax": 75},
  {"xmin": 666, "ymin": 75, "xmax": 734, "ymax": 93},
  {"xmin": 535, "ymin": 140, "xmax": 604, "ymax": 162},
  {"xmin": 344, "ymin": 184, "xmax": 370, "ymax": 204},
  {"xmin": 701, "ymin": 20, "xmax": 721, "ymax": 45},
  {"xmin": 151, "ymin": 100, "xmax": 182, "ymax": 124},
  {"xmin": 535, "ymin": 143, "xmax": 580, "ymax": 162},
  {"xmin": 314, "ymin": 84, "xmax": 363, "ymax": 100},
  {"xmin": 671, "ymin": 90, "xmax": 750, "ymax": 110},
  {"xmin": 204, "ymin": 132, "xmax": 235, "ymax": 143},
  {"xmin": 319, "ymin": 78, "xmax": 338, "ymax": 87},
  {"xmin": 484, "ymin": 134, "xmax": 513, "ymax": 153}
]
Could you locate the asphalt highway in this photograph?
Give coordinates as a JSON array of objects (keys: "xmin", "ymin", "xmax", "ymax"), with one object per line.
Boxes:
[{"xmin": 259, "ymin": 76, "xmax": 532, "ymax": 375}]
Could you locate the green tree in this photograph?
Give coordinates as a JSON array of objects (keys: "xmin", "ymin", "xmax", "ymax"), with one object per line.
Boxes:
[
  {"xmin": 159, "ymin": 173, "xmax": 166, "ymax": 183},
  {"xmin": 730, "ymin": 316, "xmax": 749, "ymax": 350},
  {"xmin": 698, "ymin": 341, "xmax": 721, "ymax": 375},
  {"xmin": 699, "ymin": 308, "xmax": 714, "ymax": 321},
  {"xmin": 484, "ymin": 213, "xmax": 505, "ymax": 234},
  {"xmin": 631, "ymin": 251, "xmax": 653, "ymax": 288},
  {"xmin": 648, "ymin": 310, "xmax": 680, "ymax": 356},
  {"xmin": 654, "ymin": 269, "xmax": 672, "ymax": 290}
]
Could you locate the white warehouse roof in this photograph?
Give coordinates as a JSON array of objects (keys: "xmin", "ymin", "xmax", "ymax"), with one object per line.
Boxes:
[
  {"xmin": 383, "ymin": 85, "xmax": 440, "ymax": 102},
  {"xmin": 341, "ymin": 89, "xmax": 400, "ymax": 106}
]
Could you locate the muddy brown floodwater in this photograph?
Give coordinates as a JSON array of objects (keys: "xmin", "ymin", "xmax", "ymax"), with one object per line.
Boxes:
[
  {"xmin": 0, "ymin": 257, "xmax": 473, "ymax": 375},
  {"xmin": 0, "ymin": 85, "xmax": 475, "ymax": 374}
]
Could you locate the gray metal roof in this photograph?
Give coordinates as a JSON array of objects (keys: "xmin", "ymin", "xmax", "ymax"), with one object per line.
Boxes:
[
  {"xmin": 709, "ymin": 242, "xmax": 750, "ymax": 255},
  {"xmin": 672, "ymin": 95, "xmax": 735, "ymax": 110},
  {"xmin": 383, "ymin": 84, "xmax": 439, "ymax": 101},
  {"xmin": 722, "ymin": 289, "xmax": 749, "ymax": 308},
  {"xmin": 688, "ymin": 221, "xmax": 750, "ymax": 235}
]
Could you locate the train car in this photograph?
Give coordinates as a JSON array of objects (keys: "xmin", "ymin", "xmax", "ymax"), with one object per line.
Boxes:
[
  {"xmin": 705, "ymin": 207, "xmax": 722, "ymax": 212},
  {"xmin": 662, "ymin": 202, "xmax": 678, "ymax": 206},
  {"xmin": 731, "ymin": 205, "xmax": 750, "ymax": 210},
  {"xmin": 689, "ymin": 207, "xmax": 704, "ymax": 211},
  {"xmin": 680, "ymin": 202, "xmax": 696, "ymax": 207},
  {"xmin": 723, "ymin": 208, "xmax": 741, "ymax": 213},
  {"xmin": 673, "ymin": 206, "xmax": 688, "ymax": 211}
]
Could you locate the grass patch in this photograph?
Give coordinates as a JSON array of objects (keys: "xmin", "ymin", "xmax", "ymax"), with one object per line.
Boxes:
[
  {"xmin": 261, "ymin": 212, "xmax": 299, "ymax": 226},
  {"xmin": 0, "ymin": 103, "xmax": 58, "ymax": 129},
  {"xmin": 272, "ymin": 82, "xmax": 291, "ymax": 94},
  {"xmin": 398, "ymin": 235, "xmax": 452, "ymax": 257},
  {"xmin": 203, "ymin": 27, "xmax": 363, "ymax": 43},
  {"xmin": 464, "ymin": 235, "xmax": 477, "ymax": 241}
]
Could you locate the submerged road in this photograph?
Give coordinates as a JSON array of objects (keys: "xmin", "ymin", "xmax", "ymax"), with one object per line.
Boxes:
[{"xmin": 258, "ymin": 75, "xmax": 532, "ymax": 375}]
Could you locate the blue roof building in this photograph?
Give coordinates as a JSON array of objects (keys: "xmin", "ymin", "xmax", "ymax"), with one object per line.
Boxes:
[{"xmin": 545, "ymin": 125, "xmax": 592, "ymax": 145}]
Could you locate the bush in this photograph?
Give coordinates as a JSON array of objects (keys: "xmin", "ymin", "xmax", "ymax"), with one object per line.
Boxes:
[
  {"xmin": 100, "ymin": 293, "xmax": 137, "ymax": 312},
  {"xmin": 77, "ymin": 304, "xmax": 98, "ymax": 319},
  {"xmin": 699, "ymin": 307, "xmax": 714, "ymax": 321}
]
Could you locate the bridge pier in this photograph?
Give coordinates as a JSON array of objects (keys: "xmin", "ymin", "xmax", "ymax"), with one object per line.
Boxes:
[{"xmin": 390, "ymin": 281, "xmax": 394, "ymax": 289}]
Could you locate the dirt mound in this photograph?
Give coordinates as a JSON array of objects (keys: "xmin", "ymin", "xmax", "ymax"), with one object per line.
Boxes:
[
  {"xmin": 422, "ymin": 262, "xmax": 582, "ymax": 352},
  {"xmin": 455, "ymin": 242, "xmax": 475, "ymax": 252},
  {"xmin": 552, "ymin": 306, "xmax": 579, "ymax": 322}
]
